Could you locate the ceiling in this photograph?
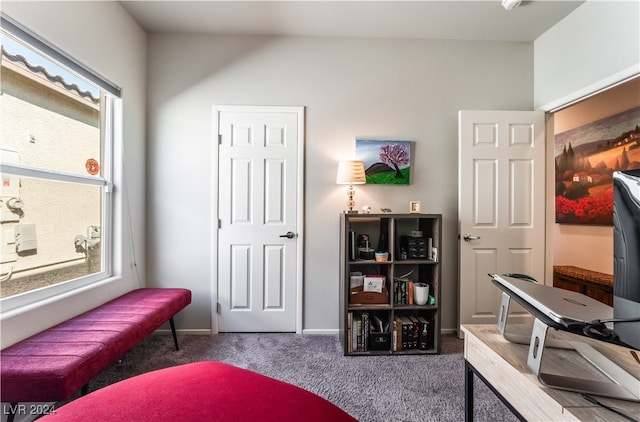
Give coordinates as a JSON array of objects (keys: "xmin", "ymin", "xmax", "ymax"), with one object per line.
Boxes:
[{"xmin": 119, "ymin": 1, "xmax": 585, "ymax": 42}]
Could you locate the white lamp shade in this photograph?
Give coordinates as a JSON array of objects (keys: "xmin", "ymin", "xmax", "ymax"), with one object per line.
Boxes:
[{"xmin": 336, "ymin": 160, "xmax": 366, "ymax": 184}]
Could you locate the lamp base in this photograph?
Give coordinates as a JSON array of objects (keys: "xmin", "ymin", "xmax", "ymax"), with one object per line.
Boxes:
[{"xmin": 344, "ymin": 210, "xmax": 359, "ymax": 214}]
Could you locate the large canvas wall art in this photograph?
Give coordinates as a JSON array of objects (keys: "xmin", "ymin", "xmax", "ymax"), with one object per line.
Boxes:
[
  {"xmin": 555, "ymin": 105, "xmax": 640, "ymax": 225},
  {"xmin": 355, "ymin": 139, "xmax": 411, "ymax": 185}
]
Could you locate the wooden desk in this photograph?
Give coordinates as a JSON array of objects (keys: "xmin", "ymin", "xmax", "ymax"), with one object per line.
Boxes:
[{"xmin": 462, "ymin": 324, "xmax": 640, "ymax": 421}]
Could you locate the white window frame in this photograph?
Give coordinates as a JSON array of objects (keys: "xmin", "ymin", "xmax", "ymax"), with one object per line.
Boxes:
[{"xmin": 0, "ymin": 14, "xmax": 122, "ymax": 312}]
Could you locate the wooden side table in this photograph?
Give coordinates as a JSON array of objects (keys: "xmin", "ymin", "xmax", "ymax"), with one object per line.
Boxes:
[{"xmin": 462, "ymin": 324, "xmax": 640, "ymax": 422}]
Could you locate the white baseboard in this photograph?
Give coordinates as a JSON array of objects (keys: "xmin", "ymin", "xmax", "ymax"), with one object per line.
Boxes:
[
  {"xmin": 302, "ymin": 328, "xmax": 339, "ymax": 335},
  {"xmin": 154, "ymin": 328, "xmax": 212, "ymax": 335},
  {"xmin": 303, "ymin": 328, "xmax": 458, "ymax": 336},
  {"xmin": 156, "ymin": 328, "xmax": 459, "ymax": 336}
]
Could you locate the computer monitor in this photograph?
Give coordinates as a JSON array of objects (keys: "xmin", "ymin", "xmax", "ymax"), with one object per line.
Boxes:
[{"xmin": 613, "ymin": 169, "xmax": 640, "ymax": 350}]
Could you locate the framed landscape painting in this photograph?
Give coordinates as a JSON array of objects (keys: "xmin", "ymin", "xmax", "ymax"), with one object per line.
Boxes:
[
  {"xmin": 355, "ymin": 139, "xmax": 411, "ymax": 185},
  {"xmin": 555, "ymin": 105, "xmax": 640, "ymax": 225}
]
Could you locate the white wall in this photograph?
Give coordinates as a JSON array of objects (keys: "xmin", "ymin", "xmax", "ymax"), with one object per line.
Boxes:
[
  {"xmin": 0, "ymin": 1, "xmax": 147, "ymax": 347},
  {"xmin": 535, "ymin": 0, "xmax": 640, "ymax": 278},
  {"xmin": 145, "ymin": 34, "xmax": 534, "ymax": 332},
  {"xmin": 534, "ymin": 0, "xmax": 640, "ymax": 111}
]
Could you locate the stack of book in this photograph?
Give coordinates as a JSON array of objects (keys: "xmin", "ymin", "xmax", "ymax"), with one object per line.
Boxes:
[
  {"xmin": 392, "ymin": 315, "xmax": 431, "ymax": 351},
  {"xmin": 347, "ymin": 312, "xmax": 388, "ymax": 352},
  {"xmin": 394, "ymin": 278, "xmax": 414, "ymax": 304},
  {"xmin": 350, "ymin": 312, "xmax": 369, "ymax": 352}
]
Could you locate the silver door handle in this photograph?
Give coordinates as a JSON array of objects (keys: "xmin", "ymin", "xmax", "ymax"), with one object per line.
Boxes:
[
  {"xmin": 463, "ymin": 233, "xmax": 481, "ymax": 242},
  {"xmin": 279, "ymin": 231, "xmax": 296, "ymax": 239}
]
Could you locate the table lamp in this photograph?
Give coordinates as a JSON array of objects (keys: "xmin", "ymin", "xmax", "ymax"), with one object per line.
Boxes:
[{"xmin": 336, "ymin": 160, "xmax": 366, "ymax": 213}]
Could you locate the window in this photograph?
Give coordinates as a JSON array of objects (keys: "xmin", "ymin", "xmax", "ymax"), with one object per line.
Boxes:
[{"xmin": 0, "ymin": 15, "xmax": 121, "ymax": 306}]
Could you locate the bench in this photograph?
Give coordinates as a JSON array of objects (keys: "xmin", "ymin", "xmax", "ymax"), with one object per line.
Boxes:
[
  {"xmin": 552, "ymin": 265, "xmax": 613, "ymax": 305},
  {"xmin": 1, "ymin": 288, "xmax": 191, "ymax": 420}
]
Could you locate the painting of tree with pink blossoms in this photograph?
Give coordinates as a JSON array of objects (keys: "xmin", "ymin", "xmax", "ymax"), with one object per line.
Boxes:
[{"xmin": 355, "ymin": 139, "xmax": 411, "ymax": 185}]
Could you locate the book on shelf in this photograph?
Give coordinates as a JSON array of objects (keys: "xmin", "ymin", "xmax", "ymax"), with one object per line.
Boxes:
[
  {"xmin": 351, "ymin": 313, "xmax": 361, "ymax": 352},
  {"xmin": 394, "ymin": 279, "xmax": 414, "ymax": 305},
  {"xmin": 349, "ymin": 311, "xmax": 375, "ymax": 352},
  {"xmin": 362, "ymin": 312, "xmax": 370, "ymax": 352},
  {"xmin": 408, "ymin": 315, "xmax": 420, "ymax": 348},
  {"xmin": 354, "ymin": 314, "xmax": 360, "ymax": 352},
  {"xmin": 407, "ymin": 281, "xmax": 413, "ymax": 305},
  {"xmin": 400, "ymin": 316, "xmax": 413, "ymax": 349},
  {"xmin": 390, "ymin": 315, "xmax": 430, "ymax": 350},
  {"xmin": 417, "ymin": 316, "xmax": 431, "ymax": 350},
  {"xmin": 347, "ymin": 312, "xmax": 353, "ymax": 352},
  {"xmin": 393, "ymin": 316, "xmax": 402, "ymax": 351}
]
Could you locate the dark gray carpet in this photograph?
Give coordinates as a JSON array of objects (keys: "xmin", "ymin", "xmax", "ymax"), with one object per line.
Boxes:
[{"xmin": 80, "ymin": 333, "xmax": 517, "ymax": 422}]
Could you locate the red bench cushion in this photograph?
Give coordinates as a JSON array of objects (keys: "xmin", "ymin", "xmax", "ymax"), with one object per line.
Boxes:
[
  {"xmin": 1, "ymin": 288, "xmax": 191, "ymax": 403},
  {"xmin": 41, "ymin": 361, "xmax": 358, "ymax": 422}
]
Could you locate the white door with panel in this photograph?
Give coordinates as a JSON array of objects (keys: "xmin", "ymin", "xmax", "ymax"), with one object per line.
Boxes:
[
  {"xmin": 217, "ymin": 106, "xmax": 303, "ymax": 332},
  {"xmin": 458, "ymin": 110, "xmax": 546, "ymax": 330}
]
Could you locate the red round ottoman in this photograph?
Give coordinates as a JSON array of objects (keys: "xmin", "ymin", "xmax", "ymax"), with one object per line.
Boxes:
[{"xmin": 41, "ymin": 361, "xmax": 358, "ymax": 421}]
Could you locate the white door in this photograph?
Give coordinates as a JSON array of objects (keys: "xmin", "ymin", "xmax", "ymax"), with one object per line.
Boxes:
[
  {"xmin": 216, "ymin": 106, "xmax": 304, "ymax": 333},
  {"xmin": 458, "ymin": 110, "xmax": 546, "ymax": 330}
]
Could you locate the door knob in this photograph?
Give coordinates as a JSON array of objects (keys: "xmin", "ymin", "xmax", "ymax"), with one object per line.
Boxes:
[
  {"xmin": 279, "ymin": 231, "xmax": 296, "ymax": 239},
  {"xmin": 463, "ymin": 233, "xmax": 481, "ymax": 242}
]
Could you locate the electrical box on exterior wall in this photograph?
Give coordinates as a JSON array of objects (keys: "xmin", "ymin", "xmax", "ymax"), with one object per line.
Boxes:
[{"xmin": 15, "ymin": 224, "xmax": 37, "ymax": 254}]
